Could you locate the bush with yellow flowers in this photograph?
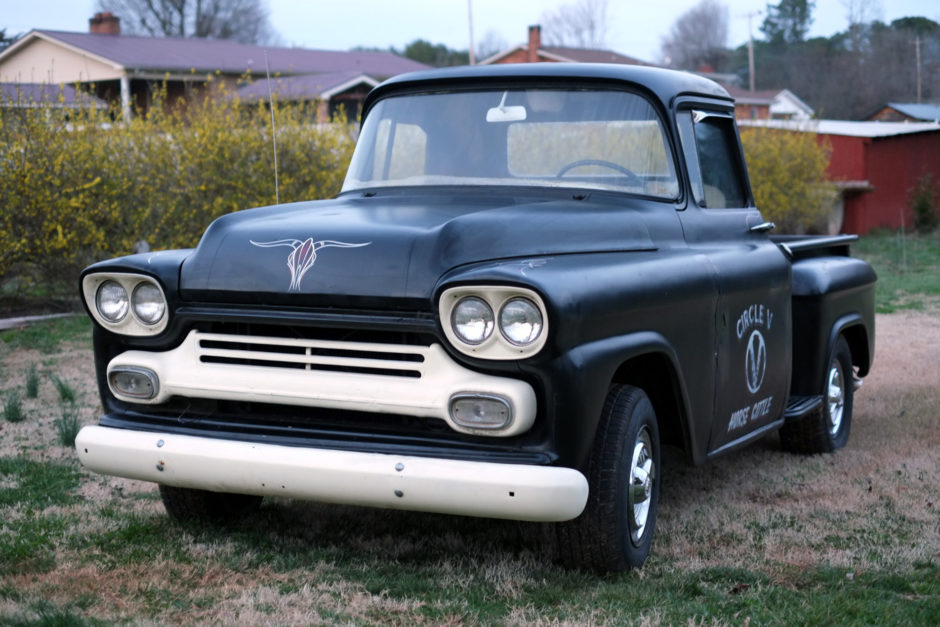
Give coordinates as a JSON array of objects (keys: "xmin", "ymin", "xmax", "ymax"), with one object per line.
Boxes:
[
  {"xmin": 739, "ymin": 125, "xmax": 837, "ymax": 233},
  {"xmin": 0, "ymin": 82, "xmax": 354, "ymax": 297}
]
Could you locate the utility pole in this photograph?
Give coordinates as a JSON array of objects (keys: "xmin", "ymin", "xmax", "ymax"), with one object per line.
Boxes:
[
  {"xmin": 914, "ymin": 36, "xmax": 922, "ymax": 104},
  {"xmin": 740, "ymin": 10, "xmax": 762, "ymax": 92},
  {"xmin": 467, "ymin": 0, "xmax": 476, "ymax": 65}
]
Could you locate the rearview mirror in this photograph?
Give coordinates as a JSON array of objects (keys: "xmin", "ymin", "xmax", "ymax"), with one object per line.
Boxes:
[{"xmin": 486, "ymin": 91, "xmax": 527, "ymax": 123}]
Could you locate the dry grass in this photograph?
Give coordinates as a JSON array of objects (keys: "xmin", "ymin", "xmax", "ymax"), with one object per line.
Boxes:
[{"xmin": 1, "ymin": 311, "xmax": 938, "ymax": 623}]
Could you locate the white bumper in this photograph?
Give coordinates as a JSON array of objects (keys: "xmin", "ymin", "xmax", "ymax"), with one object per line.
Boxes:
[{"xmin": 76, "ymin": 426, "xmax": 589, "ymax": 522}]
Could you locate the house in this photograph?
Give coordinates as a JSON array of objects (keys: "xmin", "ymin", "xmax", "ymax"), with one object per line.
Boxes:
[
  {"xmin": 0, "ymin": 12, "xmax": 428, "ymax": 121},
  {"xmin": 865, "ymin": 102, "xmax": 940, "ymax": 123},
  {"xmin": 235, "ymin": 72, "xmax": 379, "ymax": 122},
  {"xmin": 479, "ymin": 25, "xmax": 652, "ymax": 66},
  {"xmin": 1, "ymin": 82, "xmax": 106, "ymax": 111},
  {"xmin": 740, "ymin": 119, "xmax": 940, "ymax": 234},
  {"xmin": 723, "ymin": 85, "xmax": 814, "ymax": 121}
]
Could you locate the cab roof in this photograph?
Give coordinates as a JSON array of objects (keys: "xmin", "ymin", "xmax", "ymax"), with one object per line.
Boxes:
[{"xmin": 361, "ymin": 63, "xmax": 732, "ymax": 121}]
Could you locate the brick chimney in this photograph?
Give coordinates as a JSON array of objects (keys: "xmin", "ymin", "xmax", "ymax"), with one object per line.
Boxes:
[
  {"xmin": 527, "ymin": 25, "xmax": 541, "ymax": 63},
  {"xmin": 89, "ymin": 12, "xmax": 120, "ymax": 35}
]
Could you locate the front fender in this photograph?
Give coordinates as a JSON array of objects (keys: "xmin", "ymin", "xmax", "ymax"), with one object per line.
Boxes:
[{"xmin": 528, "ymin": 330, "xmax": 695, "ymax": 469}]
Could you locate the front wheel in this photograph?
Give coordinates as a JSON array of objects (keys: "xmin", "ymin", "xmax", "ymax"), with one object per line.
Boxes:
[
  {"xmin": 556, "ymin": 385, "xmax": 660, "ymax": 572},
  {"xmin": 780, "ymin": 335, "xmax": 854, "ymax": 454},
  {"xmin": 159, "ymin": 485, "xmax": 262, "ymax": 525}
]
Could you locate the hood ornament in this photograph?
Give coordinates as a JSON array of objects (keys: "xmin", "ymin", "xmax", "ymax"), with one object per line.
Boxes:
[{"xmin": 251, "ymin": 237, "xmax": 371, "ymax": 292}]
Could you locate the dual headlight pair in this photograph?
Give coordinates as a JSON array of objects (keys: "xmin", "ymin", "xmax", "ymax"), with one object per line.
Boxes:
[
  {"xmin": 439, "ymin": 286, "xmax": 548, "ymax": 360},
  {"xmin": 82, "ymin": 273, "xmax": 168, "ymax": 336}
]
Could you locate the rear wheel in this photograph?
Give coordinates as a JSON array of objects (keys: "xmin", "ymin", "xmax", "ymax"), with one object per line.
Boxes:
[
  {"xmin": 159, "ymin": 485, "xmax": 262, "ymax": 525},
  {"xmin": 556, "ymin": 385, "xmax": 660, "ymax": 572},
  {"xmin": 781, "ymin": 336, "xmax": 854, "ymax": 454}
]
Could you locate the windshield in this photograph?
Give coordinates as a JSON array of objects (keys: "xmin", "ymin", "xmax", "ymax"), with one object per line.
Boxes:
[{"xmin": 343, "ymin": 88, "xmax": 679, "ymax": 199}]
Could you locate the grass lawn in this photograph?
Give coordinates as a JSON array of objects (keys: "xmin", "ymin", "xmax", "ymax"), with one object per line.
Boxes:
[
  {"xmin": 853, "ymin": 228, "xmax": 940, "ymax": 313},
  {"xmin": 0, "ymin": 232, "xmax": 938, "ymax": 624}
]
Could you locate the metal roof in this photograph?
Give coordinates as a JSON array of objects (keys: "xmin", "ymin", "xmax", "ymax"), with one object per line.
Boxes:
[
  {"xmin": 740, "ymin": 118, "xmax": 940, "ymax": 138},
  {"xmin": 0, "ymin": 82, "xmax": 106, "ymax": 107},
  {"xmin": 883, "ymin": 102, "xmax": 940, "ymax": 122},
  {"xmin": 235, "ymin": 71, "xmax": 378, "ymax": 102},
  {"xmin": 22, "ymin": 29, "xmax": 428, "ymax": 78}
]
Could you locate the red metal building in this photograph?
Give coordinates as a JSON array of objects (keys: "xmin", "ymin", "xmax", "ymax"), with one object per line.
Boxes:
[{"xmin": 741, "ymin": 120, "xmax": 940, "ymax": 234}]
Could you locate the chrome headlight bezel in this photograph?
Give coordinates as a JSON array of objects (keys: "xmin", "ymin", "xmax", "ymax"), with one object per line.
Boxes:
[
  {"xmin": 439, "ymin": 286, "xmax": 548, "ymax": 360},
  {"xmin": 82, "ymin": 273, "xmax": 169, "ymax": 336}
]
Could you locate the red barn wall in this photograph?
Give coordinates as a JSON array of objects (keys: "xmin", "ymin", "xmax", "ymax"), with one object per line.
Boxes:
[{"xmin": 823, "ymin": 131, "xmax": 940, "ymax": 234}]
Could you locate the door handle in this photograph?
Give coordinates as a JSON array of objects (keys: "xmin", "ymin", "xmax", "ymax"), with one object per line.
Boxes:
[{"xmin": 749, "ymin": 221, "xmax": 776, "ymax": 233}]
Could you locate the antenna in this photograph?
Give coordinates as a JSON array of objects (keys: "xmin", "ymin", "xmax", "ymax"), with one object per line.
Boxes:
[{"xmin": 264, "ymin": 51, "xmax": 280, "ymax": 205}]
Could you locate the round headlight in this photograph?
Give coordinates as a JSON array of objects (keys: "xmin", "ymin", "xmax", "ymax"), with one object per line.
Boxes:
[
  {"xmin": 451, "ymin": 297, "xmax": 494, "ymax": 345},
  {"xmin": 499, "ymin": 298, "xmax": 543, "ymax": 346},
  {"xmin": 132, "ymin": 282, "xmax": 166, "ymax": 325},
  {"xmin": 96, "ymin": 280, "xmax": 129, "ymax": 323}
]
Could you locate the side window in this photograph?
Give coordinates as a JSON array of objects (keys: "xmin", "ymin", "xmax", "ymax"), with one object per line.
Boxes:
[{"xmin": 680, "ymin": 111, "xmax": 748, "ymax": 209}]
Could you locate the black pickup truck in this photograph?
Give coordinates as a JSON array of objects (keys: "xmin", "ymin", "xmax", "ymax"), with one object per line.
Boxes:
[{"xmin": 76, "ymin": 63, "xmax": 876, "ymax": 572}]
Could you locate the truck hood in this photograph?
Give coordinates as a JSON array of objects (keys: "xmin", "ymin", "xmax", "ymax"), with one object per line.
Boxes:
[{"xmin": 180, "ymin": 191, "xmax": 656, "ymax": 300}]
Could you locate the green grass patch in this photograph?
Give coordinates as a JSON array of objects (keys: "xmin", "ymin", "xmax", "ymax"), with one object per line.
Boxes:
[
  {"xmin": 25, "ymin": 364, "xmax": 40, "ymax": 398},
  {"xmin": 0, "ymin": 316, "xmax": 91, "ymax": 353},
  {"xmin": 3, "ymin": 390, "xmax": 25, "ymax": 423},
  {"xmin": 854, "ymin": 229, "xmax": 940, "ymax": 313},
  {"xmin": 51, "ymin": 375, "xmax": 78, "ymax": 404},
  {"xmin": 54, "ymin": 404, "xmax": 82, "ymax": 448},
  {"xmin": 0, "ymin": 457, "xmax": 81, "ymax": 509}
]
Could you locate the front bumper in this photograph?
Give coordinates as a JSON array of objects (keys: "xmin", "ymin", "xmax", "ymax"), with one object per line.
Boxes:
[{"xmin": 76, "ymin": 426, "xmax": 589, "ymax": 522}]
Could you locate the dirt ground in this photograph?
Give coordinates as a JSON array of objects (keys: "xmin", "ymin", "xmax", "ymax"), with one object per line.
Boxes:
[{"xmin": 0, "ymin": 310, "xmax": 938, "ymax": 622}]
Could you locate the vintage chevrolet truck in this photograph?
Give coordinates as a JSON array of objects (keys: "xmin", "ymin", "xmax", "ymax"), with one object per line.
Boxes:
[{"xmin": 76, "ymin": 63, "xmax": 876, "ymax": 572}]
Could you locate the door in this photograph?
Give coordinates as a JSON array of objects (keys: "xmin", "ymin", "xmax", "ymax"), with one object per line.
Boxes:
[{"xmin": 676, "ymin": 108, "xmax": 792, "ymax": 455}]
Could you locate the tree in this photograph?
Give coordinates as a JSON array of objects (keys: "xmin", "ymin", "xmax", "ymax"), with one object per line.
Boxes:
[
  {"xmin": 761, "ymin": 0, "xmax": 816, "ymax": 45},
  {"xmin": 475, "ymin": 30, "xmax": 507, "ymax": 61},
  {"xmin": 0, "ymin": 28, "xmax": 20, "ymax": 53},
  {"xmin": 660, "ymin": 0, "xmax": 730, "ymax": 71},
  {"xmin": 400, "ymin": 39, "xmax": 469, "ymax": 67},
  {"xmin": 95, "ymin": 0, "xmax": 279, "ymax": 44},
  {"xmin": 541, "ymin": 0, "xmax": 609, "ymax": 48}
]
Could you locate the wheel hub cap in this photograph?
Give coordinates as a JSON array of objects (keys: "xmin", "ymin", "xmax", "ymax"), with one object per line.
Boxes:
[
  {"xmin": 827, "ymin": 361, "xmax": 846, "ymax": 436},
  {"xmin": 628, "ymin": 428, "xmax": 654, "ymax": 544}
]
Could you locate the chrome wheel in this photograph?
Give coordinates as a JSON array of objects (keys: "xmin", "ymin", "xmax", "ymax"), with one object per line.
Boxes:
[
  {"xmin": 628, "ymin": 427, "xmax": 655, "ymax": 544},
  {"xmin": 826, "ymin": 359, "xmax": 846, "ymax": 436}
]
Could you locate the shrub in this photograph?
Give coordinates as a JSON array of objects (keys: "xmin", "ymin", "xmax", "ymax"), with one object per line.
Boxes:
[
  {"xmin": 739, "ymin": 126, "xmax": 837, "ymax": 233},
  {"xmin": 910, "ymin": 173, "xmax": 938, "ymax": 233},
  {"xmin": 0, "ymin": 82, "xmax": 355, "ymax": 296}
]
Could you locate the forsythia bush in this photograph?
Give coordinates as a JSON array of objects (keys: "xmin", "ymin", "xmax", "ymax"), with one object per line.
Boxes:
[
  {"xmin": 0, "ymin": 82, "xmax": 355, "ymax": 294},
  {"xmin": 739, "ymin": 126, "xmax": 836, "ymax": 233}
]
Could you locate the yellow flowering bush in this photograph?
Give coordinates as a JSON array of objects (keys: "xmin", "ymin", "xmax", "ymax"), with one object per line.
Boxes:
[
  {"xmin": 0, "ymin": 83, "xmax": 354, "ymax": 295},
  {"xmin": 740, "ymin": 126, "xmax": 836, "ymax": 233}
]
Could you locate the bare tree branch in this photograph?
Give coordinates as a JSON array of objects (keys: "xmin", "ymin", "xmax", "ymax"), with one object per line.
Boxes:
[
  {"xmin": 541, "ymin": 0, "xmax": 609, "ymax": 48},
  {"xmin": 96, "ymin": 0, "xmax": 278, "ymax": 44},
  {"xmin": 660, "ymin": 0, "xmax": 729, "ymax": 70}
]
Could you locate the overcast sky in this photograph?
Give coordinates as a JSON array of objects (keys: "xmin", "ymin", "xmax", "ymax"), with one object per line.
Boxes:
[{"xmin": 3, "ymin": 0, "xmax": 937, "ymax": 63}]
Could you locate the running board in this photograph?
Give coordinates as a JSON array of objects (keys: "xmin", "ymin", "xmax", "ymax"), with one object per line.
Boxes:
[{"xmin": 784, "ymin": 395, "xmax": 823, "ymax": 421}]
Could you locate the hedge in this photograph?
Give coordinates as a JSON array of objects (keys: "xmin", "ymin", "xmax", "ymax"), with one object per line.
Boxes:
[{"xmin": 0, "ymin": 83, "xmax": 354, "ymax": 296}]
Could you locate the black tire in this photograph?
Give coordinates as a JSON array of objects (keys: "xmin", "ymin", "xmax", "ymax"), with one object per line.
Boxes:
[
  {"xmin": 780, "ymin": 335, "xmax": 854, "ymax": 454},
  {"xmin": 159, "ymin": 485, "xmax": 262, "ymax": 525},
  {"xmin": 556, "ymin": 385, "xmax": 660, "ymax": 572}
]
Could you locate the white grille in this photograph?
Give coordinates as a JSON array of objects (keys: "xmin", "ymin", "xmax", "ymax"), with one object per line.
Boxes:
[{"xmin": 195, "ymin": 332, "xmax": 426, "ymax": 378}]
